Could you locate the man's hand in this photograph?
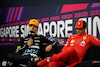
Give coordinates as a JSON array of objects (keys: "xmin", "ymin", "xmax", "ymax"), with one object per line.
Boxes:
[
  {"xmin": 92, "ymin": 60, "xmax": 100, "ymax": 64},
  {"xmin": 27, "ymin": 39, "xmax": 33, "ymax": 46},
  {"xmin": 45, "ymin": 45, "xmax": 52, "ymax": 52}
]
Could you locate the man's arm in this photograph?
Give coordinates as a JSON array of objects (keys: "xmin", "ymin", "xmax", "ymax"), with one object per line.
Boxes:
[
  {"xmin": 61, "ymin": 36, "xmax": 71, "ymax": 52},
  {"xmin": 15, "ymin": 38, "xmax": 24, "ymax": 54},
  {"xmin": 40, "ymin": 35, "xmax": 56, "ymax": 52},
  {"xmin": 90, "ymin": 35, "xmax": 100, "ymax": 46}
]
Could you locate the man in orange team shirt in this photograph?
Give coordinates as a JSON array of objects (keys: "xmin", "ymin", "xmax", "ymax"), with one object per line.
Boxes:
[{"xmin": 37, "ymin": 20, "xmax": 100, "ymax": 67}]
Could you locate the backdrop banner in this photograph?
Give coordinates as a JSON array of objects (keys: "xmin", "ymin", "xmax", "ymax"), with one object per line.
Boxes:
[{"xmin": 0, "ymin": 2, "xmax": 100, "ymax": 45}]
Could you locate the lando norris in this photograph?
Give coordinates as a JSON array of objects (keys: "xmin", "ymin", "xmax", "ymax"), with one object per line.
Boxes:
[{"xmin": 7, "ymin": 19, "xmax": 56, "ymax": 67}]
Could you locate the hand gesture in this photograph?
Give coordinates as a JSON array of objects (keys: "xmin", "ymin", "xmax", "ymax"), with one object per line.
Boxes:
[
  {"xmin": 27, "ymin": 39, "xmax": 33, "ymax": 46},
  {"xmin": 45, "ymin": 45, "xmax": 52, "ymax": 52}
]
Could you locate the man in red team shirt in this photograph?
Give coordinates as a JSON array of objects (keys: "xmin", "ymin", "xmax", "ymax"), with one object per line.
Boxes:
[{"xmin": 37, "ymin": 20, "xmax": 100, "ymax": 67}]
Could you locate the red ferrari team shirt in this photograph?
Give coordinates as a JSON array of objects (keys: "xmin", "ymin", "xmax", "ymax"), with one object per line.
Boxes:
[{"xmin": 62, "ymin": 33, "xmax": 100, "ymax": 59}]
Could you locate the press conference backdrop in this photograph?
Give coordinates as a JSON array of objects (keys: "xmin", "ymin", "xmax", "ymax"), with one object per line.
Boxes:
[{"xmin": 0, "ymin": 2, "xmax": 100, "ymax": 45}]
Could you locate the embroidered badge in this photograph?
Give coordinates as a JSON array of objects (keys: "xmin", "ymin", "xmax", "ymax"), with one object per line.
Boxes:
[
  {"xmin": 71, "ymin": 40, "xmax": 75, "ymax": 43},
  {"xmin": 83, "ymin": 36, "xmax": 87, "ymax": 40},
  {"xmin": 80, "ymin": 41, "xmax": 86, "ymax": 47}
]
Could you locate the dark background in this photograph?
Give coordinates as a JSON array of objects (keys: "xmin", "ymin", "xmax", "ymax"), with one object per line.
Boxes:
[{"xmin": 0, "ymin": 0, "xmax": 100, "ymax": 7}]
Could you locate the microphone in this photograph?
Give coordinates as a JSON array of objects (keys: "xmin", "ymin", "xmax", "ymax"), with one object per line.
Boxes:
[
  {"xmin": 29, "ymin": 31, "xmax": 34, "ymax": 39},
  {"xmin": 30, "ymin": 31, "xmax": 34, "ymax": 35}
]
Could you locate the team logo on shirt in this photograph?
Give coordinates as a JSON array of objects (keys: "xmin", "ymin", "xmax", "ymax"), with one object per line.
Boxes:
[
  {"xmin": 71, "ymin": 40, "xmax": 75, "ymax": 43},
  {"xmin": 80, "ymin": 41, "xmax": 86, "ymax": 47},
  {"xmin": 83, "ymin": 36, "xmax": 87, "ymax": 40},
  {"xmin": 70, "ymin": 40, "xmax": 75, "ymax": 46}
]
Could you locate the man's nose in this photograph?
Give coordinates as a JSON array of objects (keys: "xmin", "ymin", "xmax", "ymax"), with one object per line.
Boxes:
[{"xmin": 31, "ymin": 26, "xmax": 35, "ymax": 29}]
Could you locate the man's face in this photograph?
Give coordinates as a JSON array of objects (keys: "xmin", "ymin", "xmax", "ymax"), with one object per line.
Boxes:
[
  {"xmin": 76, "ymin": 28, "xmax": 85, "ymax": 35},
  {"xmin": 29, "ymin": 24, "xmax": 38, "ymax": 33}
]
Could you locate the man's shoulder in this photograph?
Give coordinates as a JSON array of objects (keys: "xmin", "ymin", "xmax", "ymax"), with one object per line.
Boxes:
[
  {"xmin": 82, "ymin": 33, "xmax": 94, "ymax": 38},
  {"xmin": 70, "ymin": 34, "xmax": 77, "ymax": 37},
  {"xmin": 22, "ymin": 35, "xmax": 29, "ymax": 38},
  {"xmin": 84, "ymin": 33, "xmax": 93, "ymax": 37},
  {"xmin": 38, "ymin": 34, "xmax": 46, "ymax": 37},
  {"xmin": 20, "ymin": 35, "xmax": 31, "ymax": 40},
  {"xmin": 70, "ymin": 33, "xmax": 92, "ymax": 36}
]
